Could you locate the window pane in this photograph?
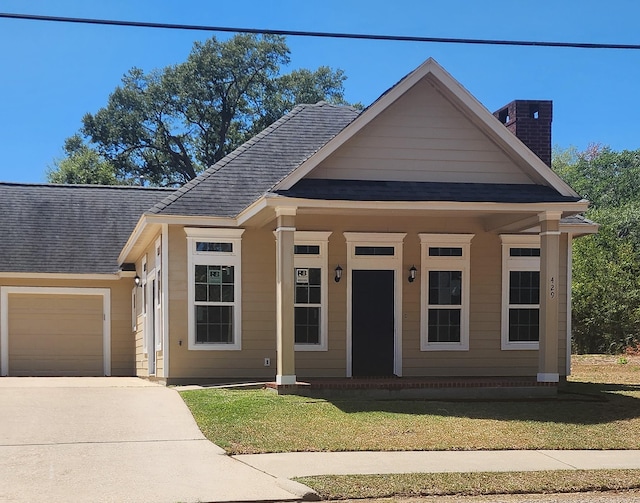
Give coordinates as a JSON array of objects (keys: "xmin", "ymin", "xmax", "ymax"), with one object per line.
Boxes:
[
  {"xmin": 294, "ymin": 245, "xmax": 320, "ymax": 255},
  {"xmin": 195, "ymin": 305, "xmax": 234, "ymax": 343},
  {"xmin": 295, "ymin": 286, "xmax": 309, "ymax": 304},
  {"xmin": 195, "ymin": 265, "xmax": 207, "ymax": 283},
  {"xmin": 509, "ymin": 308, "xmax": 539, "ymax": 341},
  {"xmin": 509, "ymin": 271, "xmax": 540, "ymax": 304},
  {"xmin": 428, "ymin": 309, "xmax": 461, "ymax": 342},
  {"xmin": 354, "ymin": 246, "xmax": 394, "ymax": 256},
  {"xmin": 195, "ymin": 284, "xmax": 207, "ymax": 302},
  {"xmin": 308, "ymin": 286, "xmax": 321, "ymax": 304},
  {"xmin": 510, "ymin": 248, "xmax": 540, "ymax": 257},
  {"xmin": 295, "ymin": 306, "xmax": 320, "ymax": 344},
  {"xmin": 221, "ymin": 285, "xmax": 234, "ymax": 302},
  {"xmin": 429, "ymin": 247, "xmax": 463, "ymax": 257},
  {"xmin": 429, "ymin": 271, "xmax": 462, "ymax": 305},
  {"xmin": 196, "ymin": 242, "xmax": 233, "ymax": 253}
]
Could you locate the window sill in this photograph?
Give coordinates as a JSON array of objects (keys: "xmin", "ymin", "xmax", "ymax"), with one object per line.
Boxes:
[
  {"xmin": 501, "ymin": 341, "xmax": 539, "ymax": 351},
  {"xmin": 188, "ymin": 342, "xmax": 241, "ymax": 351},
  {"xmin": 421, "ymin": 342, "xmax": 469, "ymax": 351},
  {"xmin": 295, "ymin": 344, "xmax": 328, "ymax": 352}
]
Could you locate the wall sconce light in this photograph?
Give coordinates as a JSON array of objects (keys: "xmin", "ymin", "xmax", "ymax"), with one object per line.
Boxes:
[
  {"xmin": 134, "ymin": 275, "xmax": 141, "ymax": 287},
  {"xmin": 334, "ymin": 265, "xmax": 343, "ymax": 283},
  {"xmin": 408, "ymin": 265, "xmax": 417, "ymax": 283}
]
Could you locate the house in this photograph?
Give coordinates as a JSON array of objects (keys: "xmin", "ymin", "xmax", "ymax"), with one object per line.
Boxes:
[{"xmin": 0, "ymin": 59, "xmax": 597, "ymax": 392}]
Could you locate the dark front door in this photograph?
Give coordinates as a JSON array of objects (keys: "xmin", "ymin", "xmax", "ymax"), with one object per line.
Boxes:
[{"xmin": 352, "ymin": 269, "xmax": 395, "ymax": 376}]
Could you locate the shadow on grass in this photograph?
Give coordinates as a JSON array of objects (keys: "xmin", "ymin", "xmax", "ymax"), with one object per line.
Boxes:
[{"xmin": 322, "ymin": 381, "xmax": 640, "ymax": 425}]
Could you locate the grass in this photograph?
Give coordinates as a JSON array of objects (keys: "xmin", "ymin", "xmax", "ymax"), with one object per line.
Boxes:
[
  {"xmin": 179, "ymin": 355, "xmax": 640, "ymax": 454},
  {"xmin": 294, "ymin": 470, "xmax": 640, "ymax": 499}
]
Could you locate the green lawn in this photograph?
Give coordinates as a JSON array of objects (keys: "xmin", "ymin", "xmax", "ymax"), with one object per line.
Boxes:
[
  {"xmin": 295, "ymin": 470, "xmax": 640, "ymax": 499},
  {"xmin": 179, "ymin": 355, "xmax": 640, "ymax": 454}
]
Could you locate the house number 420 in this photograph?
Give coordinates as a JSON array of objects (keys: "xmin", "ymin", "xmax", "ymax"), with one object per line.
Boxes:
[{"xmin": 549, "ymin": 277, "xmax": 555, "ymax": 299}]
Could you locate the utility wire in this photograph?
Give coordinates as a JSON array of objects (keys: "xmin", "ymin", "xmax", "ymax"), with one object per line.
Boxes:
[{"xmin": 1, "ymin": 12, "xmax": 640, "ymax": 50}]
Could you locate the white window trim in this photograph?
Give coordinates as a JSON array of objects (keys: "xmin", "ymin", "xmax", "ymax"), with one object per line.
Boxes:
[
  {"xmin": 419, "ymin": 234, "xmax": 474, "ymax": 351},
  {"xmin": 294, "ymin": 231, "xmax": 331, "ymax": 351},
  {"xmin": 501, "ymin": 234, "xmax": 540, "ymax": 350},
  {"xmin": 186, "ymin": 227, "xmax": 244, "ymax": 350},
  {"xmin": 343, "ymin": 232, "xmax": 406, "ymax": 377}
]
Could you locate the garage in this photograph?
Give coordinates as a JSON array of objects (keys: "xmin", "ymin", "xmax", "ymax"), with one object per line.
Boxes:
[{"xmin": 1, "ymin": 287, "xmax": 111, "ymax": 377}]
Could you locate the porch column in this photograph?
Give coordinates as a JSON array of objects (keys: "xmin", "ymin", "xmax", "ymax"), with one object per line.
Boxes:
[
  {"xmin": 274, "ymin": 208, "xmax": 297, "ymax": 385},
  {"xmin": 538, "ymin": 211, "xmax": 562, "ymax": 383}
]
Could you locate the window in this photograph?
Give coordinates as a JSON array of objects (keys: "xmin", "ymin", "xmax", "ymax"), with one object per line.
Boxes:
[
  {"xmin": 501, "ymin": 235, "xmax": 540, "ymax": 350},
  {"xmin": 355, "ymin": 246, "xmax": 395, "ymax": 256},
  {"xmin": 294, "ymin": 231, "xmax": 331, "ymax": 351},
  {"xmin": 186, "ymin": 228, "xmax": 244, "ymax": 350},
  {"xmin": 419, "ymin": 234, "xmax": 474, "ymax": 351}
]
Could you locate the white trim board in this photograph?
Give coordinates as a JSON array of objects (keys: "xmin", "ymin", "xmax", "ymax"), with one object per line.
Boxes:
[{"xmin": 0, "ymin": 286, "xmax": 111, "ymax": 377}]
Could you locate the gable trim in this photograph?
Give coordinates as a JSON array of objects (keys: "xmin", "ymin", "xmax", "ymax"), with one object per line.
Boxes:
[{"xmin": 274, "ymin": 58, "xmax": 577, "ymax": 197}]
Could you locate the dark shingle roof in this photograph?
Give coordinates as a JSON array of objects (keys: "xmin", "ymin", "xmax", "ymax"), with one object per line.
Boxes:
[
  {"xmin": 0, "ymin": 183, "xmax": 173, "ymax": 274},
  {"xmin": 148, "ymin": 102, "xmax": 360, "ymax": 217},
  {"xmin": 274, "ymin": 179, "xmax": 582, "ymax": 203}
]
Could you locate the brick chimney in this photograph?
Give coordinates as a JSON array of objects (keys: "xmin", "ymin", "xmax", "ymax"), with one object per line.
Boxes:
[{"xmin": 493, "ymin": 100, "xmax": 552, "ymax": 167}]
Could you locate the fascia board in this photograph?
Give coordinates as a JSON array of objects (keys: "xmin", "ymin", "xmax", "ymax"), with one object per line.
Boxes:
[
  {"xmin": 264, "ymin": 195, "xmax": 590, "ymax": 214},
  {"xmin": 0, "ymin": 272, "xmax": 120, "ymax": 280}
]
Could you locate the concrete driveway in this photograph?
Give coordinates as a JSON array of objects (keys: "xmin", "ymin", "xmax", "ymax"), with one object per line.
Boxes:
[{"xmin": 0, "ymin": 377, "xmax": 299, "ymax": 503}]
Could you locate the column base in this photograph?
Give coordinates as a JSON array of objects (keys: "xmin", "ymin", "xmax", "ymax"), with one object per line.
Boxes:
[
  {"xmin": 537, "ymin": 372, "xmax": 559, "ymax": 383},
  {"xmin": 276, "ymin": 374, "xmax": 297, "ymax": 385}
]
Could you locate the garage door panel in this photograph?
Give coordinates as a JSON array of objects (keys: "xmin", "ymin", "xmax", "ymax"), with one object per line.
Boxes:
[{"xmin": 8, "ymin": 294, "xmax": 104, "ymax": 376}]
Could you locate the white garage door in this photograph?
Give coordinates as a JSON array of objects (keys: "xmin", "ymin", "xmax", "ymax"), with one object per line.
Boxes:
[{"xmin": 1, "ymin": 288, "xmax": 110, "ymax": 377}]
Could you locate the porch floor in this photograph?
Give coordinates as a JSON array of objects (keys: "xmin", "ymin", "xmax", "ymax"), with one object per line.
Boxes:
[{"xmin": 265, "ymin": 376, "xmax": 558, "ymax": 399}]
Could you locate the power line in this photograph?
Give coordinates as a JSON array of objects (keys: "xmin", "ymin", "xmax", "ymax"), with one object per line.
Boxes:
[{"xmin": 2, "ymin": 12, "xmax": 640, "ymax": 50}]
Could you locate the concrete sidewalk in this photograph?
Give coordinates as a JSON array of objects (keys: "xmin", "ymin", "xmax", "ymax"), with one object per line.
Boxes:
[{"xmin": 235, "ymin": 450, "xmax": 640, "ymax": 479}]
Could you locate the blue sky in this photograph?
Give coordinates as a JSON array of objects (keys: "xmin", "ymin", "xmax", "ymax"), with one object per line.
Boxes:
[{"xmin": 1, "ymin": 0, "xmax": 639, "ymax": 183}]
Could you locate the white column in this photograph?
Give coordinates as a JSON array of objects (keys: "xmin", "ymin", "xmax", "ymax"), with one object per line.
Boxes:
[
  {"xmin": 274, "ymin": 208, "xmax": 297, "ymax": 385},
  {"xmin": 538, "ymin": 211, "xmax": 562, "ymax": 383}
]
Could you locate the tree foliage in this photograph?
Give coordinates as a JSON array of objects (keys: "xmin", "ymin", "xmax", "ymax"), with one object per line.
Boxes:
[
  {"xmin": 553, "ymin": 145, "xmax": 640, "ymax": 353},
  {"xmin": 50, "ymin": 34, "xmax": 350, "ymax": 186},
  {"xmin": 47, "ymin": 135, "xmax": 118, "ymax": 185}
]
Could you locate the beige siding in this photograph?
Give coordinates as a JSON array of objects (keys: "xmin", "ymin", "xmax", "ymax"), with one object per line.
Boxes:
[
  {"xmin": 0, "ymin": 277, "xmax": 135, "ymax": 376},
  {"xmin": 163, "ymin": 213, "xmax": 571, "ymax": 381},
  {"xmin": 307, "ymin": 80, "xmax": 536, "ymax": 185}
]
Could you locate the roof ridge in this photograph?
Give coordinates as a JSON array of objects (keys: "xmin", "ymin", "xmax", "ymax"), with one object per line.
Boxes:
[
  {"xmin": 0, "ymin": 181, "xmax": 175, "ymax": 191},
  {"xmin": 148, "ymin": 104, "xmax": 319, "ymax": 215}
]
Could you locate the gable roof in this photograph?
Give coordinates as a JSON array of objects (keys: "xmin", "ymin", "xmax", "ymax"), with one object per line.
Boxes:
[
  {"xmin": 148, "ymin": 102, "xmax": 360, "ymax": 218},
  {"xmin": 0, "ymin": 183, "xmax": 173, "ymax": 275},
  {"xmin": 145, "ymin": 58, "xmax": 580, "ymax": 221},
  {"xmin": 275, "ymin": 58, "xmax": 579, "ymax": 197}
]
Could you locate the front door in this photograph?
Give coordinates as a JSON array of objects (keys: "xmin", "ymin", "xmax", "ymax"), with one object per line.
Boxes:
[{"xmin": 352, "ymin": 270, "xmax": 395, "ymax": 376}]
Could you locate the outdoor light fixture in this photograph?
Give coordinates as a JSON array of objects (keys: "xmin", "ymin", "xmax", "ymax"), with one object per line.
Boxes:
[
  {"xmin": 334, "ymin": 265, "xmax": 343, "ymax": 283},
  {"xmin": 134, "ymin": 275, "xmax": 141, "ymax": 287},
  {"xmin": 408, "ymin": 265, "xmax": 417, "ymax": 283}
]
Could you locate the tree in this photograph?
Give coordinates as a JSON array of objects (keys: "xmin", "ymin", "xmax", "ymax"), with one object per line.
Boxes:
[
  {"xmin": 47, "ymin": 135, "xmax": 119, "ymax": 185},
  {"xmin": 50, "ymin": 34, "xmax": 351, "ymax": 186},
  {"xmin": 553, "ymin": 145, "xmax": 640, "ymax": 353}
]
